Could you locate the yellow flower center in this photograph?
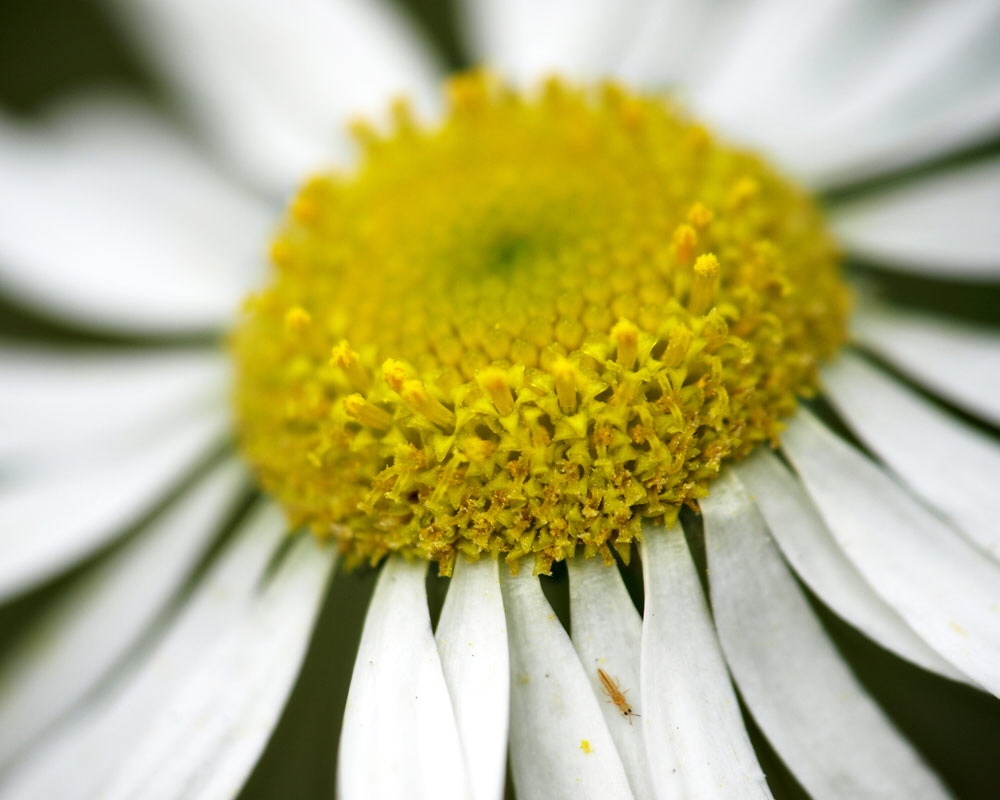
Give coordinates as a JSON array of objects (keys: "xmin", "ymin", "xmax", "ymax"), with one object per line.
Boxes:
[{"xmin": 232, "ymin": 73, "xmax": 849, "ymax": 575}]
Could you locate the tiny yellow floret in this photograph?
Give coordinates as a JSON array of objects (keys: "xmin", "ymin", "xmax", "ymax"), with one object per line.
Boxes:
[
  {"xmin": 689, "ymin": 254, "xmax": 720, "ymax": 316},
  {"xmin": 284, "ymin": 306, "xmax": 311, "ymax": 331},
  {"xmin": 232, "ymin": 73, "xmax": 848, "ymax": 574},
  {"xmin": 687, "ymin": 202, "xmax": 714, "ymax": 229}
]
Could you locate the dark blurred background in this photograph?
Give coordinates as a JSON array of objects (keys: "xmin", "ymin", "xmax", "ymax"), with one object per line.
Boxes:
[{"xmin": 1, "ymin": 2, "xmax": 998, "ymax": 798}]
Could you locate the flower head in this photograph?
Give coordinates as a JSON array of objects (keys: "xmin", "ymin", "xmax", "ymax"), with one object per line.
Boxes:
[
  {"xmin": 234, "ymin": 73, "xmax": 848, "ymax": 574},
  {"xmin": 1, "ymin": 2, "xmax": 999, "ymax": 799}
]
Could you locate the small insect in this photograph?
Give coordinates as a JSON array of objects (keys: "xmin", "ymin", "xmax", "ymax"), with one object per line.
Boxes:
[{"xmin": 597, "ymin": 668, "xmax": 640, "ymax": 724}]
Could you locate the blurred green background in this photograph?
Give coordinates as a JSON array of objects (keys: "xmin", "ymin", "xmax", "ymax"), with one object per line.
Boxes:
[{"xmin": 1, "ymin": 1, "xmax": 998, "ymax": 798}]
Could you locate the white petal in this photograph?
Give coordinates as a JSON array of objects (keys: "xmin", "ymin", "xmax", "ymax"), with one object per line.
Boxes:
[
  {"xmin": 500, "ymin": 568, "xmax": 633, "ymax": 800},
  {"xmin": 619, "ymin": 0, "xmax": 748, "ymax": 90},
  {"xmin": 0, "ymin": 98, "xmax": 270, "ymax": 333},
  {"xmin": 782, "ymin": 409, "xmax": 1000, "ymax": 696},
  {"xmin": 0, "ymin": 458, "xmax": 245, "ymax": 767},
  {"xmin": 851, "ymin": 306, "xmax": 1000, "ymax": 428},
  {"xmin": 704, "ymin": 470, "xmax": 951, "ymax": 800},
  {"xmin": 0, "ymin": 409, "xmax": 228, "ymax": 602},
  {"xmin": 0, "ymin": 347, "xmax": 227, "ymax": 469},
  {"xmin": 760, "ymin": 1, "xmax": 1000, "ymax": 186},
  {"xmin": 690, "ymin": 0, "xmax": 862, "ymax": 127},
  {"xmin": 435, "ymin": 558, "xmax": 509, "ymax": 800},
  {"xmin": 0, "ymin": 502, "xmax": 285, "ymax": 800},
  {"xmin": 108, "ymin": 0, "xmax": 442, "ymax": 194},
  {"xmin": 339, "ymin": 558, "xmax": 470, "ymax": 800},
  {"xmin": 735, "ymin": 450, "xmax": 969, "ymax": 685},
  {"xmin": 567, "ymin": 557, "xmax": 655, "ymax": 799},
  {"xmin": 824, "ymin": 351, "xmax": 1000, "ymax": 559},
  {"xmin": 461, "ymin": 0, "xmax": 653, "ymax": 85},
  {"xmin": 640, "ymin": 525, "xmax": 771, "ymax": 799},
  {"xmin": 103, "ymin": 535, "xmax": 334, "ymax": 800},
  {"xmin": 831, "ymin": 159, "xmax": 1000, "ymax": 279},
  {"xmin": 807, "ymin": 79, "xmax": 1000, "ymax": 188},
  {"xmin": 803, "ymin": 1, "xmax": 1000, "ymax": 135}
]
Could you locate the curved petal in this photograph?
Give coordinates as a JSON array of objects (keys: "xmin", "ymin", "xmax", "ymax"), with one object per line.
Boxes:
[
  {"xmin": 756, "ymin": 1, "xmax": 1000, "ymax": 186},
  {"xmin": 0, "ymin": 347, "xmax": 227, "ymax": 469},
  {"xmin": 435, "ymin": 558, "xmax": 509, "ymax": 800},
  {"xmin": 640, "ymin": 525, "xmax": 771, "ymax": 800},
  {"xmin": 0, "ymin": 98, "xmax": 270, "ymax": 333},
  {"xmin": 339, "ymin": 558, "xmax": 470, "ymax": 800},
  {"xmin": 851, "ymin": 306, "xmax": 1000, "ymax": 428},
  {"xmin": 782, "ymin": 409, "xmax": 1000, "ymax": 697},
  {"xmin": 0, "ymin": 502, "xmax": 285, "ymax": 800},
  {"xmin": 461, "ymin": 0, "xmax": 653, "ymax": 85},
  {"xmin": 618, "ymin": 0, "xmax": 748, "ymax": 90},
  {"xmin": 831, "ymin": 158, "xmax": 1000, "ymax": 279},
  {"xmin": 0, "ymin": 408, "xmax": 228, "ymax": 602},
  {"xmin": 567, "ymin": 557, "xmax": 655, "ymax": 799},
  {"xmin": 735, "ymin": 450, "xmax": 969, "ymax": 685},
  {"xmin": 500, "ymin": 568, "xmax": 634, "ymax": 800},
  {"xmin": 103, "ymin": 535, "xmax": 334, "ymax": 800},
  {"xmin": 106, "ymin": 0, "xmax": 443, "ymax": 194},
  {"xmin": 824, "ymin": 352, "xmax": 1000, "ymax": 558},
  {"xmin": 0, "ymin": 458, "xmax": 245, "ymax": 768},
  {"xmin": 690, "ymin": 0, "xmax": 866, "ymax": 127},
  {"xmin": 704, "ymin": 470, "xmax": 951, "ymax": 800}
]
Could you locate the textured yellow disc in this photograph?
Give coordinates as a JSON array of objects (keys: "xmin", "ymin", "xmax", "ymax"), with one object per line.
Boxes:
[{"xmin": 232, "ymin": 72, "xmax": 849, "ymax": 575}]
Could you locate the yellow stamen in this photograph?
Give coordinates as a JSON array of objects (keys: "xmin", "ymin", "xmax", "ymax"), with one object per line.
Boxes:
[
  {"xmin": 477, "ymin": 367, "xmax": 516, "ymax": 416},
  {"xmin": 330, "ymin": 341, "xmax": 371, "ymax": 392},
  {"xmin": 689, "ymin": 253, "xmax": 720, "ymax": 316},
  {"xmin": 343, "ymin": 394, "xmax": 393, "ymax": 430},
  {"xmin": 610, "ymin": 318, "xmax": 640, "ymax": 370},
  {"xmin": 400, "ymin": 379, "xmax": 455, "ymax": 429},
  {"xmin": 551, "ymin": 357, "xmax": 578, "ymax": 412}
]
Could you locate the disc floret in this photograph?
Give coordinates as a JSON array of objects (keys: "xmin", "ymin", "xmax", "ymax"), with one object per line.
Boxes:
[{"xmin": 233, "ymin": 72, "xmax": 848, "ymax": 575}]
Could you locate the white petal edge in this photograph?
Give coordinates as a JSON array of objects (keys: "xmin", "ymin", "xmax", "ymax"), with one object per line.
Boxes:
[
  {"xmin": 0, "ymin": 458, "xmax": 245, "ymax": 767},
  {"xmin": 851, "ymin": 306, "xmax": 1000, "ymax": 428},
  {"xmin": 0, "ymin": 98, "xmax": 270, "ymax": 333},
  {"xmin": 0, "ymin": 347, "xmax": 227, "ymax": 469},
  {"xmin": 461, "ymin": 0, "xmax": 653, "ymax": 85},
  {"xmin": 641, "ymin": 525, "xmax": 772, "ymax": 799},
  {"xmin": 805, "ymin": 78, "xmax": 1000, "ymax": 190},
  {"xmin": 824, "ymin": 351, "xmax": 1000, "ymax": 559},
  {"xmin": 500, "ymin": 567, "xmax": 634, "ymax": 800},
  {"xmin": 0, "ymin": 408, "xmax": 229, "ymax": 602},
  {"xmin": 704, "ymin": 470, "xmax": 951, "ymax": 800},
  {"xmin": 435, "ymin": 557, "xmax": 509, "ymax": 800},
  {"xmin": 339, "ymin": 558, "xmax": 470, "ymax": 800},
  {"xmin": 831, "ymin": 158, "xmax": 1000, "ymax": 278},
  {"xmin": 782, "ymin": 409, "xmax": 1000, "ymax": 697},
  {"xmin": 567, "ymin": 557, "xmax": 655, "ymax": 799},
  {"xmin": 106, "ymin": 0, "xmax": 443, "ymax": 195},
  {"xmin": 735, "ymin": 449, "xmax": 970, "ymax": 686},
  {"xmin": 103, "ymin": 534, "xmax": 334, "ymax": 800},
  {"xmin": 0, "ymin": 501, "xmax": 285, "ymax": 800}
]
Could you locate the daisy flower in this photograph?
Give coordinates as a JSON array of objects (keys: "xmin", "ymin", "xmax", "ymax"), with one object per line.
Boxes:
[{"xmin": 1, "ymin": 1, "xmax": 999, "ymax": 798}]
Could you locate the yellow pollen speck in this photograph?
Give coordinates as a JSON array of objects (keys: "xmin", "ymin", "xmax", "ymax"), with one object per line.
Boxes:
[
  {"xmin": 580, "ymin": 740, "xmax": 592, "ymax": 754},
  {"xmin": 232, "ymin": 72, "xmax": 849, "ymax": 574}
]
